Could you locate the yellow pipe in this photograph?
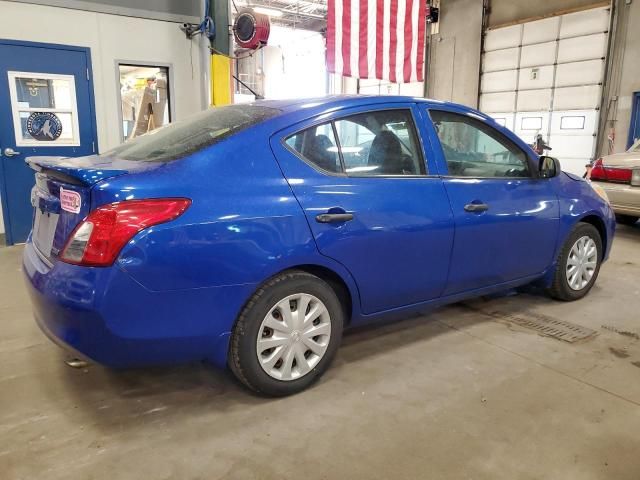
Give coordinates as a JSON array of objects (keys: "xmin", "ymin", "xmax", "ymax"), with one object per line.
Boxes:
[{"xmin": 211, "ymin": 54, "xmax": 232, "ymax": 106}]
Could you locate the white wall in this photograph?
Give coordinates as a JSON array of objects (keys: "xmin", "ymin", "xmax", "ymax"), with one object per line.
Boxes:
[
  {"xmin": 0, "ymin": 0, "xmax": 206, "ymax": 235},
  {"xmin": 0, "ymin": 1, "xmax": 205, "ymax": 150},
  {"xmin": 358, "ymin": 78, "xmax": 424, "ymax": 96},
  {"xmin": 262, "ymin": 26, "xmax": 327, "ymax": 99}
]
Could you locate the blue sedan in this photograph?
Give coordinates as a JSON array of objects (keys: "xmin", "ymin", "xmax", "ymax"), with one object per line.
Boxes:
[{"xmin": 23, "ymin": 96, "xmax": 615, "ymax": 396}]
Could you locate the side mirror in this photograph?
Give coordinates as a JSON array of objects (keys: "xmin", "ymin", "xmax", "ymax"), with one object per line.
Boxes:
[{"xmin": 539, "ymin": 156, "xmax": 561, "ymax": 179}]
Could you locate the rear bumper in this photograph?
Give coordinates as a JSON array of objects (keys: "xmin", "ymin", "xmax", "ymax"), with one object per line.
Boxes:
[
  {"xmin": 593, "ymin": 181, "xmax": 640, "ymax": 216},
  {"xmin": 23, "ymin": 241, "xmax": 255, "ymax": 368}
]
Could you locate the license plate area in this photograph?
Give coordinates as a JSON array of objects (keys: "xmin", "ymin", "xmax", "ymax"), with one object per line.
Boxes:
[
  {"xmin": 31, "ymin": 173, "xmax": 90, "ymax": 258},
  {"xmin": 33, "ymin": 209, "xmax": 59, "ymax": 259}
]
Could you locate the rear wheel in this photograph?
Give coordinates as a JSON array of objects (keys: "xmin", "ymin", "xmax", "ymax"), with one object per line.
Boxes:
[
  {"xmin": 615, "ymin": 214, "xmax": 638, "ymax": 226},
  {"xmin": 547, "ymin": 223, "xmax": 602, "ymax": 301},
  {"xmin": 229, "ymin": 271, "xmax": 344, "ymax": 396}
]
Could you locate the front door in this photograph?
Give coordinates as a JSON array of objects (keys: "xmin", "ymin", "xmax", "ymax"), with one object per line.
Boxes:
[
  {"xmin": 424, "ymin": 108, "xmax": 560, "ymax": 295},
  {"xmin": 271, "ymin": 104, "xmax": 455, "ymax": 315},
  {"xmin": 0, "ymin": 40, "xmax": 97, "ymax": 245}
]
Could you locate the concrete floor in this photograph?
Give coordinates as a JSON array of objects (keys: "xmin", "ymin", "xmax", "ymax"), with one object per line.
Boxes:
[{"xmin": 1, "ymin": 225, "xmax": 640, "ymax": 480}]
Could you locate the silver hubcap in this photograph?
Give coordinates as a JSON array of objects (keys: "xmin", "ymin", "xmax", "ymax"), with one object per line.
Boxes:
[
  {"xmin": 256, "ymin": 293, "xmax": 331, "ymax": 381},
  {"xmin": 566, "ymin": 236, "xmax": 598, "ymax": 291}
]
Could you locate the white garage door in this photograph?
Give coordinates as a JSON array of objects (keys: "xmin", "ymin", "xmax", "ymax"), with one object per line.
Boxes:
[{"xmin": 480, "ymin": 6, "xmax": 610, "ymax": 175}]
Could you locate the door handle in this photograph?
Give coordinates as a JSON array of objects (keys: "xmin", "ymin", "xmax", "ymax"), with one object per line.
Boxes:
[
  {"xmin": 3, "ymin": 147, "xmax": 21, "ymax": 157},
  {"xmin": 464, "ymin": 203, "xmax": 489, "ymax": 213},
  {"xmin": 315, "ymin": 213, "xmax": 354, "ymax": 223}
]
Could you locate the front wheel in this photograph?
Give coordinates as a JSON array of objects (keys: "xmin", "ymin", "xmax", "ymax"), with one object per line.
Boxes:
[
  {"xmin": 228, "ymin": 271, "xmax": 344, "ymax": 396},
  {"xmin": 547, "ymin": 223, "xmax": 603, "ymax": 301}
]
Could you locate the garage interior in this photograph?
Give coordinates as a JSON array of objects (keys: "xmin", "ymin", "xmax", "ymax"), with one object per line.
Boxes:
[{"xmin": 1, "ymin": 0, "xmax": 640, "ymax": 478}]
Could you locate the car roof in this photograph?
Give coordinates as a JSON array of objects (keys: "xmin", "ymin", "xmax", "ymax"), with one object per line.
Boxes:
[
  {"xmin": 251, "ymin": 95, "xmax": 459, "ymax": 114},
  {"xmin": 241, "ymin": 95, "xmax": 536, "ymax": 160}
]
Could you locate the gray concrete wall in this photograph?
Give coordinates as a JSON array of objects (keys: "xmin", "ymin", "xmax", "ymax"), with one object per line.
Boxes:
[
  {"xmin": 426, "ymin": 0, "xmax": 484, "ymax": 108},
  {"xmin": 487, "ymin": 0, "xmax": 605, "ymax": 27}
]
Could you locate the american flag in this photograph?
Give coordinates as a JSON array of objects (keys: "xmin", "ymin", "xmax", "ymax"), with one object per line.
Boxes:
[{"xmin": 327, "ymin": 0, "xmax": 426, "ymax": 83}]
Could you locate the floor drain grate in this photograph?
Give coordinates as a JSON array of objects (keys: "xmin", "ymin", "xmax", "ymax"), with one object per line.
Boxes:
[{"xmin": 465, "ymin": 306, "xmax": 598, "ymax": 343}]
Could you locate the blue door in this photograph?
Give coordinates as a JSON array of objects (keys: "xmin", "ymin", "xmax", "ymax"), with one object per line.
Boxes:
[
  {"xmin": 628, "ymin": 92, "xmax": 640, "ymax": 149},
  {"xmin": 0, "ymin": 40, "xmax": 97, "ymax": 245},
  {"xmin": 271, "ymin": 104, "xmax": 455, "ymax": 315},
  {"xmin": 424, "ymin": 107, "xmax": 560, "ymax": 295}
]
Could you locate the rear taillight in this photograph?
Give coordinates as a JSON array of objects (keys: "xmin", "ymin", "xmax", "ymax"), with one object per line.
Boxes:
[
  {"xmin": 589, "ymin": 158, "xmax": 632, "ymax": 183},
  {"xmin": 61, "ymin": 198, "xmax": 191, "ymax": 266},
  {"xmin": 603, "ymin": 167, "xmax": 632, "ymax": 183},
  {"xmin": 589, "ymin": 158, "xmax": 604, "ymax": 180}
]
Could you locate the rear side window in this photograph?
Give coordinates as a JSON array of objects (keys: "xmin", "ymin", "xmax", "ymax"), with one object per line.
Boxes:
[
  {"xmin": 285, "ymin": 123, "xmax": 341, "ymax": 173},
  {"xmin": 430, "ymin": 110, "xmax": 530, "ymax": 178},
  {"xmin": 103, "ymin": 104, "xmax": 280, "ymax": 162},
  {"xmin": 285, "ymin": 109, "xmax": 426, "ymax": 176}
]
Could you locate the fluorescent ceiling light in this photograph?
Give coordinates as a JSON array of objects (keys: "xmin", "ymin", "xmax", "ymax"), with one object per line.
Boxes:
[{"xmin": 253, "ymin": 6, "xmax": 284, "ymax": 17}]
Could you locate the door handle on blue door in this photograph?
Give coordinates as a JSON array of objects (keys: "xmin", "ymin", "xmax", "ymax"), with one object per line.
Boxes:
[
  {"xmin": 3, "ymin": 147, "xmax": 21, "ymax": 157},
  {"xmin": 315, "ymin": 213, "xmax": 354, "ymax": 223},
  {"xmin": 464, "ymin": 203, "xmax": 489, "ymax": 213}
]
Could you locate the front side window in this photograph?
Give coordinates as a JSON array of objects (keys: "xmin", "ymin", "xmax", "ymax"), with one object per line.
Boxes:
[
  {"xmin": 285, "ymin": 109, "xmax": 425, "ymax": 176},
  {"xmin": 430, "ymin": 110, "xmax": 530, "ymax": 178}
]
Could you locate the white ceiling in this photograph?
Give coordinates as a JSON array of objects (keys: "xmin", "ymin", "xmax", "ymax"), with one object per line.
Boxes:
[{"xmin": 233, "ymin": 0, "xmax": 328, "ymax": 31}]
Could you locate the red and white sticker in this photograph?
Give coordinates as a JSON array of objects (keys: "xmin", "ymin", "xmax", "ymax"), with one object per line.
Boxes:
[{"xmin": 60, "ymin": 187, "xmax": 81, "ymax": 214}]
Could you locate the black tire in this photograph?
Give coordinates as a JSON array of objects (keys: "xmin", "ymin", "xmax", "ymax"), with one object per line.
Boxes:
[
  {"xmin": 547, "ymin": 223, "xmax": 603, "ymax": 301},
  {"xmin": 615, "ymin": 214, "xmax": 638, "ymax": 226},
  {"xmin": 228, "ymin": 270, "xmax": 344, "ymax": 396}
]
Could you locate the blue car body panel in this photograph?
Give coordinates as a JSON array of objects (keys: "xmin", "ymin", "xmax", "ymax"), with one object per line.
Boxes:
[
  {"xmin": 22, "ymin": 95, "xmax": 616, "ymax": 368},
  {"xmin": 418, "ymin": 104, "xmax": 561, "ymax": 294},
  {"xmin": 270, "ymin": 103, "xmax": 455, "ymax": 314},
  {"xmin": 439, "ymin": 176, "xmax": 560, "ymax": 295}
]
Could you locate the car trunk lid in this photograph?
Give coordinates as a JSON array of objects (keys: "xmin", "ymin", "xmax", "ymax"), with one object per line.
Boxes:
[
  {"xmin": 26, "ymin": 155, "xmax": 160, "ymax": 262},
  {"xmin": 602, "ymin": 152, "xmax": 640, "ymax": 170}
]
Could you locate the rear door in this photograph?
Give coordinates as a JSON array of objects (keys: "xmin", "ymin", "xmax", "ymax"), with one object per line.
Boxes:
[
  {"xmin": 271, "ymin": 103, "xmax": 455, "ymax": 315},
  {"xmin": 423, "ymin": 107, "xmax": 560, "ymax": 295},
  {"xmin": 0, "ymin": 40, "xmax": 97, "ymax": 245}
]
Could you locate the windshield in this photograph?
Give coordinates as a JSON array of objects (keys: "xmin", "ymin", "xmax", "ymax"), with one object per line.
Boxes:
[
  {"xmin": 628, "ymin": 138, "xmax": 640, "ymax": 153},
  {"xmin": 103, "ymin": 104, "xmax": 281, "ymax": 162}
]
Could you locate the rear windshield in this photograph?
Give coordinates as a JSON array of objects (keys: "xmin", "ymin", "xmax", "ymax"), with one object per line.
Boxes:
[{"xmin": 102, "ymin": 104, "xmax": 280, "ymax": 162}]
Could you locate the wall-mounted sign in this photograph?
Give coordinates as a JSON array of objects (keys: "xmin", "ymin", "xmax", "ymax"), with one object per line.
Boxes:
[{"xmin": 26, "ymin": 112, "xmax": 63, "ymax": 141}]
